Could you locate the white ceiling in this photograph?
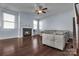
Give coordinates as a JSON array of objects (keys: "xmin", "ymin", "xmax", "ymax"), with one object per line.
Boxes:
[{"xmin": 0, "ymin": 3, "xmax": 73, "ymax": 19}]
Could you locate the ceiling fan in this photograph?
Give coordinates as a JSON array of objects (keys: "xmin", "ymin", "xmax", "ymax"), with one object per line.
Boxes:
[{"xmin": 35, "ymin": 4, "xmax": 48, "ymax": 15}]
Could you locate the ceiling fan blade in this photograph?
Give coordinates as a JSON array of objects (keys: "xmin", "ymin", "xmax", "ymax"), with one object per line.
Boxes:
[
  {"xmin": 42, "ymin": 8, "xmax": 47, "ymax": 10},
  {"xmin": 35, "ymin": 10, "xmax": 38, "ymax": 12},
  {"xmin": 42, "ymin": 11, "xmax": 46, "ymax": 13},
  {"xmin": 37, "ymin": 12, "xmax": 40, "ymax": 14}
]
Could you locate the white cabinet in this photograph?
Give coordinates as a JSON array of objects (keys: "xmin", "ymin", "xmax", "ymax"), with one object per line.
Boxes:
[
  {"xmin": 42, "ymin": 34, "xmax": 66, "ymax": 50},
  {"xmin": 54, "ymin": 35, "xmax": 65, "ymax": 50}
]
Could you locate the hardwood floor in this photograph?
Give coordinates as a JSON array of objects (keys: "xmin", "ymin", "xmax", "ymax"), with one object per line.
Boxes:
[
  {"xmin": 0, "ymin": 36, "xmax": 74, "ymax": 56},
  {"xmin": 77, "ymin": 42, "xmax": 79, "ymax": 56}
]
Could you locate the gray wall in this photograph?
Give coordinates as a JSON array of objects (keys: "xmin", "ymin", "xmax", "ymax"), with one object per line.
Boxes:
[
  {"xmin": 0, "ymin": 8, "xmax": 18, "ymax": 39},
  {"xmin": 19, "ymin": 12, "xmax": 34, "ymax": 37},
  {"xmin": 39, "ymin": 11, "xmax": 74, "ymax": 38},
  {"xmin": 0, "ymin": 8, "xmax": 35, "ymax": 39},
  {"xmin": 0, "ymin": 7, "xmax": 38, "ymax": 39},
  {"xmin": 0, "ymin": 7, "xmax": 74, "ymax": 39}
]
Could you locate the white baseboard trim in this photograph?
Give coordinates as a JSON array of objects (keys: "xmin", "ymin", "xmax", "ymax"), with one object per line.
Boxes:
[{"xmin": 0, "ymin": 36, "xmax": 19, "ymax": 40}]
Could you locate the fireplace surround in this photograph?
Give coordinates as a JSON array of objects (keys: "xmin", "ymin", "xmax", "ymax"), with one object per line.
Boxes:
[{"xmin": 23, "ymin": 28, "xmax": 32, "ymax": 37}]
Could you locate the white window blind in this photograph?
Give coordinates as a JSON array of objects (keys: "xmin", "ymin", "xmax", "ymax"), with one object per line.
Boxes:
[{"xmin": 3, "ymin": 12, "xmax": 15, "ymax": 29}]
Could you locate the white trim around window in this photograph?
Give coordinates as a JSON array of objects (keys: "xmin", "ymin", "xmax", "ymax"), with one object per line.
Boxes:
[{"xmin": 3, "ymin": 12, "xmax": 16, "ymax": 29}]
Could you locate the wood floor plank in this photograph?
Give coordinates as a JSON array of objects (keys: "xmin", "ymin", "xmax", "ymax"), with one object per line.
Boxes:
[{"xmin": 0, "ymin": 36, "xmax": 74, "ymax": 56}]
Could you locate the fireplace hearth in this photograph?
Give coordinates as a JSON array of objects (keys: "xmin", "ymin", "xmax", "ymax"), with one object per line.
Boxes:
[{"xmin": 23, "ymin": 28, "xmax": 32, "ymax": 37}]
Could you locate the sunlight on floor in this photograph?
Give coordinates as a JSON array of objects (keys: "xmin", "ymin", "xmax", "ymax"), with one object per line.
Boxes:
[
  {"xmin": 3, "ymin": 45, "xmax": 15, "ymax": 55},
  {"xmin": 32, "ymin": 38, "xmax": 39, "ymax": 53}
]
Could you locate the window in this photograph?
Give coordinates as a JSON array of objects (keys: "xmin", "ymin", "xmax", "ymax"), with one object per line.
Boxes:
[
  {"xmin": 33, "ymin": 20, "xmax": 38, "ymax": 30},
  {"xmin": 3, "ymin": 12, "xmax": 15, "ymax": 29},
  {"xmin": 39, "ymin": 21, "xmax": 42, "ymax": 30}
]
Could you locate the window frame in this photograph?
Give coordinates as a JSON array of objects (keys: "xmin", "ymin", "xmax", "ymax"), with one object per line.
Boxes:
[
  {"xmin": 2, "ymin": 12, "xmax": 16, "ymax": 29},
  {"xmin": 33, "ymin": 20, "xmax": 38, "ymax": 30}
]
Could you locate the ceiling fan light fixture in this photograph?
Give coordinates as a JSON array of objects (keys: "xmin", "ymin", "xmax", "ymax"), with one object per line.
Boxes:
[
  {"xmin": 38, "ymin": 10, "xmax": 42, "ymax": 14},
  {"xmin": 34, "ymin": 4, "xmax": 47, "ymax": 15}
]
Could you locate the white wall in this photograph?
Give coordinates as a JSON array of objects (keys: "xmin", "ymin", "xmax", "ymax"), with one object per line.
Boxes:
[
  {"xmin": 0, "ymin": 7, "xmax": 74, "ymax": 39},
  {"xmin": 39, "ymin": 11, "xmax": 74, "ymax": 37},
  {"xmin": 19, "ymin": 12, "xmax": 34, "ymax": 37},
  {"xmin": 0, "ymin": 8, "xmax": 18, "ymax": 39},
  {"xmin": 0, "ymin": 7, "xmax": 37, "ymax": 39}
]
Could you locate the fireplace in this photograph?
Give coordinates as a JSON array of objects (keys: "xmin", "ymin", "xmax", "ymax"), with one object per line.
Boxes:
[{"xmin": 23, "ymin": 28, "xmax": 32, "ymax": 37}]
